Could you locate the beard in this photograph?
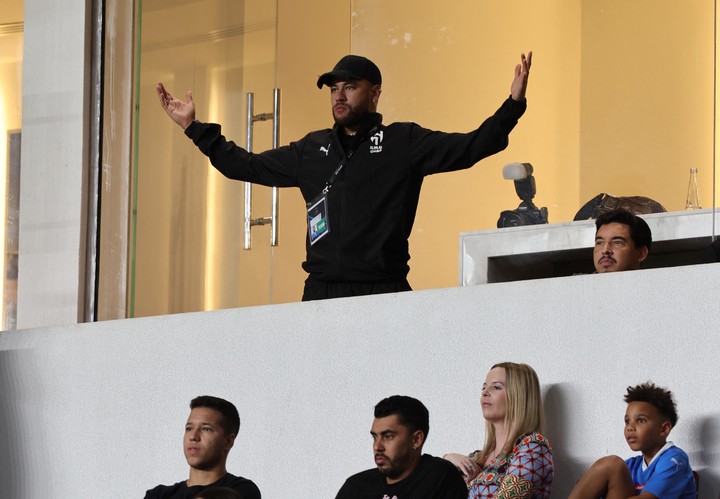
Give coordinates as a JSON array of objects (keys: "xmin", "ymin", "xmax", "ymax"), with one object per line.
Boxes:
[
  {"xmin": 333, "ymin": 103, "xmax": 370, "ymax": 129},
  {"xmin": 376, "ymin": 451, "xmax": 412, "ymax": 479}
]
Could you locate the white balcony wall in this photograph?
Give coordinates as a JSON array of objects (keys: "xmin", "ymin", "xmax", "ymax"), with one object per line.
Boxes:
[{"xmin": 1, "ymin": 264, "xmax": 719, "ymax": 498}]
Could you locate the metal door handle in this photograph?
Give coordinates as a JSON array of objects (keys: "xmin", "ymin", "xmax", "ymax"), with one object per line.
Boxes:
[{"xmin": 244, "ymin": 89, "xmax": 280, "ymax": 249}]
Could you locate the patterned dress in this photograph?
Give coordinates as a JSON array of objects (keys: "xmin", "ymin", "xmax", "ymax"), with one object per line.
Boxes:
[{"xmin": 467, "ymin": 432, "xmax": 553, "ymax": 498}]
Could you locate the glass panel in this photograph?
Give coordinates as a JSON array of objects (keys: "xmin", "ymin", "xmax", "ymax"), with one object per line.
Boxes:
[
  {"xmin": 125, "ymin": 1, "xmax": 717, "ymax": 316},
  {"xmin": 0, "ymin": 0, "xmax": 23, "ymax": 330},
  {"xmin": 130, "ymin": 0, "xmax": 278, "ymax": 317},
  {"xmin": 351, "ymin": 0, "xmax": 718, "ymax": 290}
]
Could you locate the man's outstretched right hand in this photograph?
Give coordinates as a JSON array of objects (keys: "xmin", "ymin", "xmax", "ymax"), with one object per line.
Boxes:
[{"xmin": 157, "ymin": 82, "xmax": 195, "ymax": 130}]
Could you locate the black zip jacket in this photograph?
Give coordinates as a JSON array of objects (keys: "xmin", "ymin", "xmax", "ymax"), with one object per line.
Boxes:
[{"xmin": 185, "ymin": 96, "xmax": 526, "ymax": 284}]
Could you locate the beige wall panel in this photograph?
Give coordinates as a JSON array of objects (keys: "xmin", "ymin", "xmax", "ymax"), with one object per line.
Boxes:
[
  {"xmin": 0, "ymin": 0, "xmax": 23, "ymax": 23},
  {"xmin": 273, "ymin": 0, "xmax": 352, "ymax": 304},
  {"xmin": 134, "ymin": 1, "xmax": 247, "ymax": 316},
  {"xmin": 717, "ymin": 5, "xmax": 720, "ymax": 211},
  {"xmin": 0, "ymin": 59, "xmax": 22, "ymax": 130},
  {"xmin": 133, "ymin": 0, "xmax": 353, "ymax": 313},
  {"xmin": 352, "ymin": 0, "xmax": 581, "ymax": 290},
  {"xmin": 206, "ymin": 3, "xmax": 277, "ymax": 310},
  {"xmin": 580, "ymin": 0, "xmax": 714, "ymax": 212}
]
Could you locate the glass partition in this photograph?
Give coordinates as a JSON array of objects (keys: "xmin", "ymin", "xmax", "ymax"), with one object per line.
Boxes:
[
  {"xmin": 0, "ymin": 0, "xmax": 23, "ymax": 330},
  {"xmin": 125, "ymin": 0, "xmax": 718, "ymax": 317},
  {"xmin": 130, "ymin": 0, "xmax": 280, "ymax": 316}
]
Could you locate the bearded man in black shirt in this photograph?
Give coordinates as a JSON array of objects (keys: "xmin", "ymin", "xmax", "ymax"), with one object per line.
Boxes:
[{"xmin": 335, "ymin": 395, "xmax": 467, "ymax": 499}]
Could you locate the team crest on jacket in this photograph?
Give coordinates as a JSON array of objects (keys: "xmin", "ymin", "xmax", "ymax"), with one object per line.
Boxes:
[{"xmin": 369, "ymin": 130, "xmax": 383, "ymax": 153}]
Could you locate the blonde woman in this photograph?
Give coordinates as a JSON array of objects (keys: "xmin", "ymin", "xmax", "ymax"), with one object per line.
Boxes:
[{"xmin": 444, "ymin": 362, "xmax": 553, "ymax": 498}]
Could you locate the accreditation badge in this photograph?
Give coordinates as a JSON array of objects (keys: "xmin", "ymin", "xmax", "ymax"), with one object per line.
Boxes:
[{"xmin": 307, "ymin": 192, "xmax": 330, "ymax": 245}]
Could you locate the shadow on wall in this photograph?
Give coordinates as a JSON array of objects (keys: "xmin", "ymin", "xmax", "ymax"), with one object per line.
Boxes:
[
  {"xmin": 543, "ymin": 383, "xmax": 585, "ymax": 497},
  {"xmin": 693, "ymin": 415, "xmax": 720, "ymax": 498},
  {"xmin": 0, "ymin": 349, "xmax": 38, "ymax": 497}
]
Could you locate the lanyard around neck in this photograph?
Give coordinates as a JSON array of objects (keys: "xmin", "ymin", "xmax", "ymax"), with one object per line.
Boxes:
[
  {"xmin": 322, "ymin": 125, "xmax": 379, "ymax": 194},
  {"xmin": 323, "ymin": 152, "xmax": 352, "ymax": 194}
]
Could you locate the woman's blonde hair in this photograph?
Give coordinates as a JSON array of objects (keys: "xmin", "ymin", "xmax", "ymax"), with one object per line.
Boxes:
[{"xmin": 474, "ymin": 362, "xmax": 545, "ymax": 464}]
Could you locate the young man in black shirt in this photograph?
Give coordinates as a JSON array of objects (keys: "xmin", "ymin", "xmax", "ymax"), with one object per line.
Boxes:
[
  {"xmin": 335, "ymin": 395, "xmax": 467, "ymax": 499},
  {"xmin": 144, "ymin": 396, "xmax": 261, "ymax": 499}
]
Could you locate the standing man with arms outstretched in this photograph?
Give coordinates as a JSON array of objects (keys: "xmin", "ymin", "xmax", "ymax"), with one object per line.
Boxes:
[{"xmin": 157, "ymin": 52, "xmax": 532, "ymax": 301}]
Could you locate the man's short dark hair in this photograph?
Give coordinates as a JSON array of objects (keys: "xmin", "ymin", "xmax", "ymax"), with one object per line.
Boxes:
[
  {"xmin": 374, "ymin": 395, "xmax": 429, "ymax": 438},
  {"xmin": 595, "ymin": 209, "xmax": 652, "ymax": 250},
  {"xmin": 190, "ymin": 396, "xmax": 240, "ymax": 436},
  {"xmin": 624, "ymin": 382, "xmax": 678, "ymax": 427}
]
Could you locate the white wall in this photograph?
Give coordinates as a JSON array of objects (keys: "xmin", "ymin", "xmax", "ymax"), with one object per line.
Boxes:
[
  {"xmin": 1, "ymin": 263, "xmax": 719, "ymax": 498},
  {"xmin": 17, "ymin": 0, "xmax": 90, "ymax": 328}
]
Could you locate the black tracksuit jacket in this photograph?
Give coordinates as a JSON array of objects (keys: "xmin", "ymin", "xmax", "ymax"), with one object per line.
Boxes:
[{"xmin": 185, "ymin": 96, "xmax": 526, "ymax": 285}]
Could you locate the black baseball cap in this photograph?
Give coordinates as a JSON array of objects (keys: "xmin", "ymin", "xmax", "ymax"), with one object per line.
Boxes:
[{"xmin": 316, "ymin": 55, "xmax": 382, "ymax": 89}]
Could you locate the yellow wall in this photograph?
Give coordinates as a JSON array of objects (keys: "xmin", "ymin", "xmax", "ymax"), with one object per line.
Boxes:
[
  {"xmin": 271, "ymin": 0, "xmax": 352, "ymax": 304},
  {"xmin": 351, "ymin": 0, "xmax": 715, "ymax": 291},
  {"xmin": 132, "ymin": 0, "xmax": 352, "ymax": 314},
  {"xmin": 205, "ymin": 0, "xmax": 276, "ymax": 310},
  {"xmin": 352, "ymin": 0, "xmax": 582, "ymax": 290},
  {"xmin": 0, "ymin": 19, "xmax": 23, "ymax": 328},
  {"xmin": 134, "ymin": 0, "xmax": 248, "ymax": 315},
  {"xmin": 0, "ymin": 30, "xmax": 24, "ymax": 204},
  {"xmin": 0, "ymin": 57, "xmax": 23, "ymax": 162},
  {"xmin": 580, "ymin": 0, "xmax": 714, "ymax": 211}
]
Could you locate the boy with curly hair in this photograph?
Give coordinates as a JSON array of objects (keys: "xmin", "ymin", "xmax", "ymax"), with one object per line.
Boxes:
[{"xmin": 569, "ymin": 382, "xmax": 696, "ymax": 499}]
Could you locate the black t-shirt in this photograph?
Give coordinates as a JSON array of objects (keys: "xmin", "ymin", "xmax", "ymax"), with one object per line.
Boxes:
[
  {"xmin": 335, "ymin": 454, "xmax": 467, "ymax": 499},
  {"xmin": 144, "ymin": 472, "xmax": 261, "ymax": 499}
]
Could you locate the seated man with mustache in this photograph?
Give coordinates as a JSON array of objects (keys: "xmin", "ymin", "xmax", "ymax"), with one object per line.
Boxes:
[{"xmin": 593, "ymin": 209, "xmax": 652, "ymax": 273}]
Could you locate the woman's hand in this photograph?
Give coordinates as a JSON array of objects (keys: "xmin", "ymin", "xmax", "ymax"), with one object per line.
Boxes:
[{"xmin": 443, "ymin": 453, "xmax": 480, "ymax": 481}]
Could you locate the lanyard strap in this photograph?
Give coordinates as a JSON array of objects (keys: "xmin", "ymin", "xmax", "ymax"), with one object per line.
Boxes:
[
  {"xmin": 322, "ymin": 125, "xmax": 378, "ymax": 194},
  {"xmin": 323, "ymin": 152, "xmax": 352, "ymax": 194}
]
